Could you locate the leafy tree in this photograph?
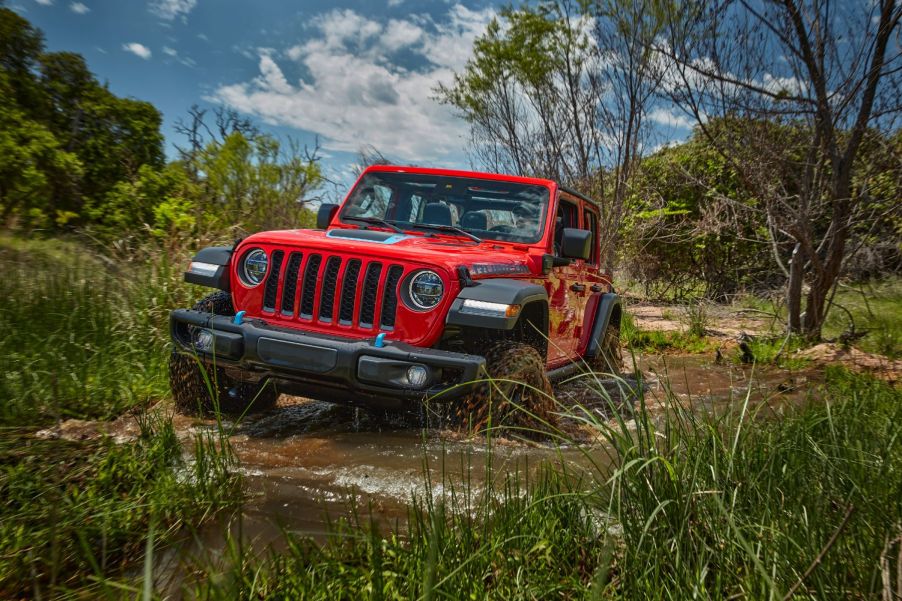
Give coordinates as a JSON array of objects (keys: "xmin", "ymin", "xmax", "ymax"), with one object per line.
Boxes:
[
  {"xmin": 0, "ymin": 7, "xmax": 46, "ymax": 119},
  {"xmin": 659, "ymin": 0, "xmax": 901, "ymax": 339},
  {"xmin": 39, "ymin": 51, "xmax": 164, "ymax": 213},
  {"xmin": 0, "ymin": 7, "xmax": 164, "ymax": 229},
  {"xmin": 197, "ymin": 131, "xmax": 322, "ymax": 234},
  {"xmin": 438, "ymin": 0, "xmax": 666, "ymax": 270},
  {"xmin": 89, "ymin": 163, "xmax": 198, "ymax": 241},
  {"xmin": 0, "ymin": 71, "xmax": 81, "ymax": 227}
]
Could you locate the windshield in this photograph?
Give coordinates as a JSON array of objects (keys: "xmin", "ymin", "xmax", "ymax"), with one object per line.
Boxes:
[{"xmin": 339, "ymin": 172, "xmax": 550, "ymax": 244}]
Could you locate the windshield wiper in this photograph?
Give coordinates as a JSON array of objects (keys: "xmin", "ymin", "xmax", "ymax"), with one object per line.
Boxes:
[
  {"xmin": 342, "ymin": 216, "xmax": 404, "ymax": 234},
  {"xmin": 406, "ymin": 223, "xmax": 482, "ymax": 244}
]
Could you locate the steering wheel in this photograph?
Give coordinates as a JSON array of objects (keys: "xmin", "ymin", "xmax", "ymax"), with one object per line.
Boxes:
[{"xmin": 489, "ymin": 224, "xmax": 515, "ymax": 233}]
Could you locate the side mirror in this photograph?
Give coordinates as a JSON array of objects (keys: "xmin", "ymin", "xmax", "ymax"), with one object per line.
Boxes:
[
  {"xmin": 560, "ymin": 228, "xmax": 591, "ymax": 260},
  {"xmin": 316, "ymin": 203, "xmax": 339, "ymax": 230}
]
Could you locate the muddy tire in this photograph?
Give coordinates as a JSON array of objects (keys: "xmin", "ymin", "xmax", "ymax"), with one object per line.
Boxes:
[
  {"xmin": 457, "ymin": 341, "xmax": 556, "ymax": 435},
  {"xmin": 169, "ymin": 292, "xmax": 277, "ymax": 416},
  {"xmin": 591, "ymin": 322, "xmax": 623, "ymax": 375}
]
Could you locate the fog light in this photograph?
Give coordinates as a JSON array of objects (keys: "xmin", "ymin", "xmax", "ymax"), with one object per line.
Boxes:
[
  {"xmin": 194, "ymin": 329, "xmax": 214, "ymax": 351},
  {"xmin": 406, "ymin": 365, "xmax": 429, "ymax": 389}
]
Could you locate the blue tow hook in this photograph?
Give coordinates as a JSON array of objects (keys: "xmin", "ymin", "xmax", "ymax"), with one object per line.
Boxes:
[
  {"xmin": 233, "ymin": 310, "xmax": 246, "ymax": 325},
  {"xmin": 374, "ymin": 333, "xmax": 386, "ymax": 348}
]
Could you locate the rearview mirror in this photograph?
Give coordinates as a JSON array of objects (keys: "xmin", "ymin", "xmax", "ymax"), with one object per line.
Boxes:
[
  {"xmin": 316, "ymin": 203, "xmax": 339, "ymax": 230},
  {"xmin": 560, "ymin": 228, "xmax": 591, "ymax": 260}
]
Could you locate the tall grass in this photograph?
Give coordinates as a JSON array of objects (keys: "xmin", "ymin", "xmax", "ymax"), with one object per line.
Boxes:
[
  {"xmin": 0, "ymin": 234, "xmax": 196, "ymax": 425},
  {"xmin": 0, "ymin": 414, "xmax": 240, "ymax": 597},
  {"xmin": 0, "ymin": 234, "xmax": 241, "ymax": 597},
  {"xmin": 592, "ymin": 366, "xmax": 902, "ymax": 598},
  {"xmin": 191, "ymin": 367, "xmax": 902, "ymax": 599}
]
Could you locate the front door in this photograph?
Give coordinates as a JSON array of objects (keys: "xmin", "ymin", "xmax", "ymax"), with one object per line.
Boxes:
[{"xmin": 546, "ymin": 198, "xmax": 585, "ymax": 366}]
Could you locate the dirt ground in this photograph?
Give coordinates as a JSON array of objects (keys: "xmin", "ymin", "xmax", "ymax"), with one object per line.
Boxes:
[
  {"xmin": 628, "ymin": 301, "xmax": 774, "ymax": 337},
  {"xmin": 629, "ymin": 301, "xmax": 901, "ymax": 382}
]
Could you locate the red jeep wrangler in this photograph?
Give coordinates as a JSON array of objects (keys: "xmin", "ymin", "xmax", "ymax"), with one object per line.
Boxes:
[{"xmin": 169, "ymin": 165, "xmax": 622, "ymax": 422}]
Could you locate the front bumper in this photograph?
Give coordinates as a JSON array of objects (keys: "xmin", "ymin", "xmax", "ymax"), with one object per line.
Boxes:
[{"xmin": 170, "ymin": 309, "xmax": 485, "ymax": 408}]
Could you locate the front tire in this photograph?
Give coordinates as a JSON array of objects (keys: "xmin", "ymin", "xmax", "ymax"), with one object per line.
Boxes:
[
  {"xmin": 169, "ymin": 292, "xmax": 278, "ymax": 416},
  {"xmin": 457, "ymin": 341, "xmax": 556, "ymax": 434}
]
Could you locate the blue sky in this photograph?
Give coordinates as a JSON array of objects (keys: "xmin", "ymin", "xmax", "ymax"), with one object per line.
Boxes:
[{"xmin": 10, "ymin": 0, "xmax": 694, "ymax": 189}]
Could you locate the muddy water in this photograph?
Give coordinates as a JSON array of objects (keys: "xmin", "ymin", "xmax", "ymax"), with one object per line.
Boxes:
[{"xmin": 180, "ymin": 354, "xmax": 817, "ymax": 551}]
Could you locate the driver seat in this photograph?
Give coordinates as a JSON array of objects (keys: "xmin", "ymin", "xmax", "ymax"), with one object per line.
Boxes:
[{"xmin": 422, "ymin": 203, "xmax": 452, "ymax": 226}]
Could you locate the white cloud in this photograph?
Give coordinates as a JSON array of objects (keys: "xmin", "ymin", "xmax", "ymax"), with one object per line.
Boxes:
[
  {"xmin": 149, "ymin": 0, "xmax": 196, "ymax": 21},
  {"xmin": 162, "ymin": 45, "xmax": 196, "ymax": 67},
  {"xmin": 647, "ymin": 108, "xmax": 694, "ymax": 130},
  {"xmin": 123, "ymin": 42, "xmax": 152, "ymax": 60},
  {"xmin": 212, "ymin": 4, "xmax": 495, "ymax": 162},
  {"xmin": 388, "ymin": 0, "xmax": 404, "ymax": 6},
  {"xmin": 34, "ymin": 0, "xmax": 52, "ymax": 5},
  {"xmin": 69, "ymin": 2, "xmax": 89, "ymax": 13},
  {"xmin": 760, "ymin": 73, "xmax": 806, "ymax": 96}
]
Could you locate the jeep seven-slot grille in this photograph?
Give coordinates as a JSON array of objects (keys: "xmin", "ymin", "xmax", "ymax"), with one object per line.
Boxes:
[
  {"xmin": 263, "ymin": 251, "xmax": 404, "ymax": 331},
  {"xmin": 339, "ymin": 259, "xmax": 362, "ymax": 324},
  {"xmin": 319, "ymin": 257, "xmax": 342, "ymax": 321},
  {"xmin": 380, "ymin": 265, "xmax": 404, "ymax": 329},
  {"xmin": 280, "ymin": 252, "xmax": 303, "ymax": 315},
  {"xmin": 262, "ymin": 250, "xmax": 284, "ymax": 312},
  {"xmin": 359, "ymin": 263, "xmax": 382, "ymax": 327},
  {"xmin": 299, "ymin": 254, "xmax": 322, "ymax": 318}
]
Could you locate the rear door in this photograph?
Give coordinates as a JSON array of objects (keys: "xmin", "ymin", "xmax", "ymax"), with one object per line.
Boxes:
[{"xmin": 577, "ymin": 203, "xmax": 606, "ymax": 355}]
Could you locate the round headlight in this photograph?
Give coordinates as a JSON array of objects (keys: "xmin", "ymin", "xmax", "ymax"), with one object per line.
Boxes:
[
  {"xmin": 242, "ymin": 249, "xmax": 268, "ymax": 286},
  {"xmin": 407, "ymin": 270, "xmax": 444, "ymax": 310}
]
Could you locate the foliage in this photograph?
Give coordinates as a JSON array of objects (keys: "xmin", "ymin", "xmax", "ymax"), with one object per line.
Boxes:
[
  {"xmin": 0, "ymin": 233, "xmax": 240, "ymax": 597},
  {"xmin": 0, "ymin": 8, "xmax": 322, "ymax": 243},
  {"xmin": 624, "ymin": 119, "xmax": 901, "ymax": 301},
  {"xmin": 657, "ymin": 0, "xmax": 901, "ymax": 339},
  {"xmin": 623, "ymin": 122, "xmax": 772, "ymax": 299},
  {"xmin": 0, "ymin": 415, "xmax": 239, "ymax": 597},
  {"xmin": 190, "ymin": 369, "xmax": 902, "ymax": 599},
  {"xmin": 0, "ymin": 9, "xmax": 164, "ymax": 229},
  {"xmin": 0, "ymin": 234, "xmax": 197, "ymax": 425}
]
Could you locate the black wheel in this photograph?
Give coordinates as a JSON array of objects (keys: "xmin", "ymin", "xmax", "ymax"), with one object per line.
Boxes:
[
  {"xmin": 457, "ymin": 341, "xmax": 556, "ymax": 434},
  {"xmin": 169, "ymin": 292, "xmax": 278, "ymax": 416},
  {"xmin": 591, "ymin": 321, "xmax": 623, "ymax": 375}
]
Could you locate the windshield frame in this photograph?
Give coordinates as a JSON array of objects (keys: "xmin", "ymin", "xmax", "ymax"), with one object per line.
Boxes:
[{"xmin": 337, "ymin": 171, "xmax": 552, "ymax": 245}]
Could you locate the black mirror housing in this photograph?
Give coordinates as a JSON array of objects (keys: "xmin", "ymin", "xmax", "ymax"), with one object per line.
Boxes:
[
  {"xmin": 316, "ymin": 203, "xmax": 339, "ymax": 230},
  {"xmin": 560, "ymin": 228, "xmax": 591, "ymax": 260}
]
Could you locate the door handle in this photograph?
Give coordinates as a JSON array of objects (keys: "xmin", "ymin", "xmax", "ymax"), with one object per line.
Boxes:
[
  {"xmin": 570, "ymin": 283, "xmax": 586, "ymax": 292},
  {"xmin": 590, "ymin": 284, "xmax": 602, "ymax": 293}
]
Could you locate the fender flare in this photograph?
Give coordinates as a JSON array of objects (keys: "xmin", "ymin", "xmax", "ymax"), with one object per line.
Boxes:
[
  {"xmin": 585, "ymin": 292, "xmax": 622, "ymax": 358},
  {"xmin": 446, "ymin": 278, "xmax": 547, "ymax": 331},
  {"xmin": 184, "ymin": 246, "xmax": 232, "ymax": 291}
]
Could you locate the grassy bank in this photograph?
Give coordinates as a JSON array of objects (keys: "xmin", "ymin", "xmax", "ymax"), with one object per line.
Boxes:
[
  {"xmin": 0, "ymin": 234, "xmax": 201, "ymax": 425},
  {"xmin": 0, "ymin": 234, "xmax": 239, "ymax": 597},
  {"xmin": 191, "ymin": 368, "xmax": 901, "ymax": 599}
]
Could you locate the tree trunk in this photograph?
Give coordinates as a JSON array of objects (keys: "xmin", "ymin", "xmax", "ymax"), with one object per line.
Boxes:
[
  {"xmin": 802, "ymin": 278, "xmax": 829, "ymax": 341},
  {"xmin": 787, "ymin": 242, "xmax": 804, "ymax": 333}
]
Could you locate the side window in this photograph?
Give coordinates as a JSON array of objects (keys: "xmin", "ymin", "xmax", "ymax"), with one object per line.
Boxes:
[
  {"xmin": 554, "ymin": 199, "xmax": 579, "ymax": 254},
  {"xmin": 584, "ymin": 208, "xmax": 599, "ymax": 265},
  {"xmin": 345, "ymin": 184, "xmax": 393, "ymax": 219}
]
